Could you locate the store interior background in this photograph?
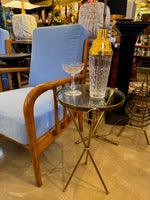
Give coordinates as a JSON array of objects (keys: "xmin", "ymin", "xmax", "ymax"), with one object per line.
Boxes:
[
  {"xmin": 0, "ymin": 0, "xmax": 150, "ymax": 39},
  {"xmin": 0, "ymin": 1, "xmax": 150, "ymax": 199},
  {"xmin": 0, "ymin": 0, "xmax": 150, "ymax": 86}
]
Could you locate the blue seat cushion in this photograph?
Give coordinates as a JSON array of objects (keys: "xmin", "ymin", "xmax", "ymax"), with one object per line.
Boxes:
[{"xmin": 0, "ymin": 87, "xmax": 63, "ymax": 145}]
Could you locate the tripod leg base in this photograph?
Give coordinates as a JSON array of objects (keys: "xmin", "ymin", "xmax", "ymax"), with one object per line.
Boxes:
[
  {"xmin": 88, "ymin": 151, "xmax": 109, "ymax": 194},
  {"xmin": 63, "ymin": 149, "xmax": 86, "ymax": 192}
]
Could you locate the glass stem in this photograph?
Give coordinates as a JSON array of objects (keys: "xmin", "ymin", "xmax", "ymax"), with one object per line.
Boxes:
[{"xmin": 71, "ymin": 75, "xmax": 75, "ymax": 91}]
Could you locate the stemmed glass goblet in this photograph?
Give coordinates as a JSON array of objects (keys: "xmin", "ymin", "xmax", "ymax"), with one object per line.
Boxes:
[{"xmin": 62, "ymin": 62, "xmax": 84, "ymax": 96}]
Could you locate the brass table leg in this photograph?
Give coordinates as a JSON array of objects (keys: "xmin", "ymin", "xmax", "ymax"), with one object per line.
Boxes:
[
  {"xmin": 85, "ymin": 111, "xmax": 94, "ymax": 164},
  {"xmin": 63, "ymin": 108, "xmax": 109, "ymax": 194},
  {"xmin": 63, "ymin": 149, "xmax": 86, "ymax": 192},
  {"xmin": 75, "ymin": 110, "xmax": 118, "ymax": 145}
]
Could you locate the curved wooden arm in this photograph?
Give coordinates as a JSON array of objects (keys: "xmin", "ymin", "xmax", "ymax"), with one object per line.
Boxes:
[
  {"xmin": 24, "ymin": 74, "xmax": 84, "ymax": 106},
  {"xmin": 0, "ymin": 67, "xmax": 30, "ymax": 73},
  {"xmin": 23, "ymin": 74, "xmax": 85, "ymax": 148}
]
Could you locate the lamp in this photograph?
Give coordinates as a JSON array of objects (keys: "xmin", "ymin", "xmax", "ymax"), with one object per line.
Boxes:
[
  {"xmin": 1, "ymin": 0, "xmax": 40, "ymax": 40},
  {"xmin": 1, "ymin": 0, "xmax": 40, "ymax": 11}
]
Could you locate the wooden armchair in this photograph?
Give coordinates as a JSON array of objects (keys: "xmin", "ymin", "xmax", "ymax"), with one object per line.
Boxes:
[
  {"xmin": 0, "ymin": 28, "xmax": 12, "ymax": 89},
  {"xmin": 0, "ymin": 24, "xmax": 89, "ymax": 186}
]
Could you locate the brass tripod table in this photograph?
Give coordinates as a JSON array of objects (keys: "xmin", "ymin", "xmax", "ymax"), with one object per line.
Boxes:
[{"xmin": 57, "ymin": 85, "xmax": 125, "ymax": 194}]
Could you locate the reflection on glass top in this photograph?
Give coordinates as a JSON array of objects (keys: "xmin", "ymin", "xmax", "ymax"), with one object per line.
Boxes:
[{"xmin": 57, "ymin": 85, "xmax": 125, "ymax": 112}]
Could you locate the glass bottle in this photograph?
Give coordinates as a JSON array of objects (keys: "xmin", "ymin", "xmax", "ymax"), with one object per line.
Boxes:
[{"xmin": 89, "ymin": 29, "xmax": 113, "ymax": 99}]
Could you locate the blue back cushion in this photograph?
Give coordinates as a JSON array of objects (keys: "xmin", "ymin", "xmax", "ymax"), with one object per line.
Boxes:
[
  {"xmin": 0, "ymin": 28, "xmax": 9, "ymax": 54},
  {"xmin": 29, "ymin": 24, "xmax": 88, "ymax": 86},
  {"xmin": 0, "ymin": 28, "xmax": 9, "ymax": 88}
]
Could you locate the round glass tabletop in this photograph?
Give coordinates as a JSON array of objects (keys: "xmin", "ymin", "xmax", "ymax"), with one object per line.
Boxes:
[{"xmin": 57, "ymin": 85, "xmax": 125, "ymax": 112}]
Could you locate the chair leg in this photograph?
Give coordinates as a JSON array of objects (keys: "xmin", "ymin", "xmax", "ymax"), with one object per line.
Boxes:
[
  {"xmin": 30, "ymin": 148, "xmax": 42, "ymax": 187},
  {"xmin": 78, "ymin": 111, "xmax": 83, "ymax": 132}
]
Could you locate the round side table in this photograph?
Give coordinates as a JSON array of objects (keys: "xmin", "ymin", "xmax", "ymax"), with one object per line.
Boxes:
[{"xmin": 57, "ymin": 85, "xmax": 125, "ymax": 194}]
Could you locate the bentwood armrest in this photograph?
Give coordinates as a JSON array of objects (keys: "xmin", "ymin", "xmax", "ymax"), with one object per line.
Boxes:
[
  {"xmin": 23, "ymin": 75, "xmax": 84, "ymax": 155},
  {"xmin": 0, "ymin": 67, "xmax": 30, "ymax": 91},
  {"xmin": 24, "ymin": 74, "xmax": 85, "ymax": 105}
]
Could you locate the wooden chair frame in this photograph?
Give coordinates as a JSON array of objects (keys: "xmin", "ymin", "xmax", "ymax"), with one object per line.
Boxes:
[{"xmin": 0, "ymin": 39, "xmax": 90, "ymax": 186}]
